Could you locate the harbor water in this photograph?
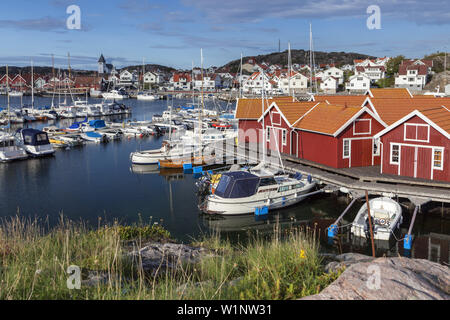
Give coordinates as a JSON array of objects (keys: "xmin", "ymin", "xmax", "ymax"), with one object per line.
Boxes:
[{"xmin": 0, "ymin": 95, "xmax": 449, "ymax": 265}]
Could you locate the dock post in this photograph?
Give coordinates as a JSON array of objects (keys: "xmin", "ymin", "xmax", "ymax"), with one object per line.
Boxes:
[
  {"xmin": 404, "ymin": 205, "xmax": 419, "ymax": 250},
  {"xmin": 327, "ymin": 198, "xmax": 357, "ymax": 239}
]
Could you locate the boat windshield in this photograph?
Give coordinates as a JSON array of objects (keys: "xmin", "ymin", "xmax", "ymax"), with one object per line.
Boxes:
[{"xmin": 214, "ymin": 172, "xmax": 260, "ymax": 199}]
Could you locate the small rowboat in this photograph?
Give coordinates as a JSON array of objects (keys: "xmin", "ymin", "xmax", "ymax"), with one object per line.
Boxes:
[
  {"xmin": 49, "ymin": 138, "xmax": 69, "ymax": 149},
  {"xmin": 351, "ymin": 197, "xmax": 403, "ymax": 241},
  {"xmin": 158, "ymin": 156, "xmax": 213, "ymax": 169}
]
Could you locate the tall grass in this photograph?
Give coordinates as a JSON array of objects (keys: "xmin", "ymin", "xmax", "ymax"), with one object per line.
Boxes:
[{"xmin": 0, "ymin": 215, "xmax": 340, "ymax": 300}]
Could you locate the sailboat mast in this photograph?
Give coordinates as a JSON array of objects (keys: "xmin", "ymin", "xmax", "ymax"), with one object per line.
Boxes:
[
  {"xmin": 31, "ymin": 60, "xmax": 34, "ymax": 109},
  {"xmin": 288, "ymin": 41, "xmax": 291, "ymax": 97},
  {"xmin": 6, "ymin": 65, "xmax": 10, "ymax": 131},
  {"xmin": 309, "ymin": 23, "xmax": 313, "ymax": 94},
  {"xmin": 199, "ymin": 49, "xmax": 204, "ymax": 146},
  {"xmin": 142, "ymin": 57, "xmax": 145, "ymax": 91},
  {"xmin": 261, "ymin": 69, "xmax": 266, "ymax": 164},
  {"xmin": 191, "ymin": 60, "xmax": 195, "ymax": 106},
  {"xmin": 239, "ymin": 53, "xmax": 243, "ymax": 99}
]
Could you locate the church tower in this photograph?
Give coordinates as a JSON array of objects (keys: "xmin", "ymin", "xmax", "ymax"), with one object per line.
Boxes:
[{"xmin": 98, "ymin": 54, "xmax": 106, "ymax": 74}]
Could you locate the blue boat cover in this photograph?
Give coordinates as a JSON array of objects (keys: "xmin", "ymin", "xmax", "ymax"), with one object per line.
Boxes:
[
  {"xmin": 89, "ymin": 120, "xmax": 106, "ymax": 129},
  {"xmin": 214, "ymin": 171, "xmax": 260, "ymax": 199},
  {"xmin": 21, "ymin": 129, "xmax": 50, "ymax": 146},
  {"xmin": 85, "ymin": 132, "xmax": 102, "ymax": 138}
]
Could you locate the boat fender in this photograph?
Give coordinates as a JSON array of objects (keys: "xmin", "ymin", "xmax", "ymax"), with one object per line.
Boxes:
[
  {"xmin": 404, "ymin": 235, "xmax": 413, "ymax": 250},
  {"xmin": 255, "ymin": 206, "xmax": 269, "ymax": 216},
  {"xmin": 327, "ymin": 224, "xmax": 338, "ymax": 238},
  {"xmin": 193, "ymin": 166, "xmax": 203, "ymax": 174},
  {"xmin": 307, "ymin": 175, "xmax": 312, "ymax": 183}
]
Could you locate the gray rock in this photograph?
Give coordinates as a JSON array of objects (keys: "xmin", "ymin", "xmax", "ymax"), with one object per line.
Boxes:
[
  {"xmin": 128, "ymin": 242, "xmax": 211, "ymax": 274},
  {"xmin": 303, "ymin": 257, "xmax": 450, "ymax": 300},
  {"xmin": 325, "ymin": 253, "xmax": 376, "ymax": 274}
]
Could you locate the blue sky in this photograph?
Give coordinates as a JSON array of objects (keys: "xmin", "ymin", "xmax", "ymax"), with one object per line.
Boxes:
[{"xmin": 0, "ymin": 0, "xmax": 449, "ymax": 70}]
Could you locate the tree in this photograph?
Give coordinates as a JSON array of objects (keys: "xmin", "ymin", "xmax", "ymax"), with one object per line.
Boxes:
[{"xmin": 385, "ymin": 55, "xmax": 405, "ymax": 77}]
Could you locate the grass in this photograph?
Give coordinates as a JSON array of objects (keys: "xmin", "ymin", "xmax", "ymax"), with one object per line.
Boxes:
[{"xmin": 0, "ymin": 215, "xmax": 341, "ymax": 300}]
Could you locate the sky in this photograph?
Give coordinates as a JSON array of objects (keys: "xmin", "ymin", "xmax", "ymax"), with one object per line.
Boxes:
[{"xmin": 0, "ymin": 0, "xmax": 449, "ymax": 70}]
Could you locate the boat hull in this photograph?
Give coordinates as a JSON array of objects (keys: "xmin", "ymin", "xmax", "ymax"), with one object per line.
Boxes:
[{"xmin": 204, "ymin": 181, "xmax": 316, "ymax": 215}]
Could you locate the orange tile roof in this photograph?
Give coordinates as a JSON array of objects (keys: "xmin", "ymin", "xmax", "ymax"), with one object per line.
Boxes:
[
  {"xmin": 367, "ymin": 88, "xmax": 412, "ymax": 99},
  {"xmin": 272, "ymin": 101, "xmax": 319, "ymax": 125},
  {"xmin": 235, "ymin": 97, "xmax": 296, "ymax": 119},
  {"xmin": 312, "ymin": 95, "xmax": 367, "ymax": 107},
  {"xmin": 368, "ymin": 98, "xmax": 450, "ymax": 125},
  {"xmin": 293, "ymin": 103, "xmax": 362, "ymax": 136},
  {"xmin": 420, "ymin": 106, "xmax": 450, "ymax": 135}
]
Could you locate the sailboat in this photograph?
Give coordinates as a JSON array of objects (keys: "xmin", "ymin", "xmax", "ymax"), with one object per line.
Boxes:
[
  {"xmin": 0, "ymin": 65, "xmax": 28, "ymax": 162},
  {"xmin": 200, "ymin": 70, "xmax": 316, "ymax": 215}
]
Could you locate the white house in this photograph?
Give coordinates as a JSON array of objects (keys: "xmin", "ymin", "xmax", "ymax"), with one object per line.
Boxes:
[
  {"xmin": 446, "ymin": 84, "xmax": 450, "ymax": 96},
  {"xmin": 119, "ymin": 70, "xmax": 137, "ymax": 87},
  {"xmin": 143, "ymin": 72, "xmax": 161, "ymax": 85},
  {"xmin": 320, "ymin": 67, "xmax": 344, "ymax": 84},
  {"xmin": 355, "ymin": 65, "xmax": 385, "ymax": 81},
  {"xmin": 345, "ymin": 74, "xmax": 371, "ymax": 92},
  {"xmin": 341, "ymin": 64, "xmax": 353, "ymax": 71},
  {"xmin": 320, "ymin": 76, "xmax": 338, "ymax": 93},
  {"xmin": 193, "ymin": 75, "xmax": 216, "ymax": 91},
  {"xmin": 277, "ymin": 71, "xmax": 308, "ymax": 94},
  {"xmin": 170, "ymin": 73, "xmax": 192, "ymax": 91},
  {"xmin": 395, "ymin": 59, "xmax": 432, "ymax": 91},
  {"xmin": 242, "ymin": 72, "xmax": 274, "ymax": 94}
]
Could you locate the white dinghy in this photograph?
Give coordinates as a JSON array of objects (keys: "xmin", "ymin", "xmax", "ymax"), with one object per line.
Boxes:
[{"xmin": 351, "ymin": 197, "xmax": 403, "ymax": 241}]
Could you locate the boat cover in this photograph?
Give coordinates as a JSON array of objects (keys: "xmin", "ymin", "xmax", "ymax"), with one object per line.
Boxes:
[
  {"xmin": 85, "ymin": 132, "xmax": 102, "ymax": 138},
  {"xmin": 214, "ymin": 171, "xmax": 260, "ymax": 199},
  {"xmin": 21, "ymin": 129, "xmax": 50, "ymax": 146},
  {"xmin": 89, "ymin": 120, "xmax": 106, "ymax": 129}
]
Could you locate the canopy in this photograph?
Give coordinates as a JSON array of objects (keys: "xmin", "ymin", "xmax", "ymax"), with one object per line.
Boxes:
[
  {"xmin": 214, "ymin": 171, "xmax": 260, "ymax": 199},
  {"xmin": 21, "ymin": 129, "xmax": 49, "ymax": 146},
  {"xmin": 89, "ymin": 120, "xmax": 106, "ymax": 129}
]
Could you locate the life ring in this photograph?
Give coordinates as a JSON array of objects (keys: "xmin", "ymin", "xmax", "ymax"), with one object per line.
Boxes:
[{"xmin": 380, "ymin": 219, "xmax": 386, "ymax": 226}]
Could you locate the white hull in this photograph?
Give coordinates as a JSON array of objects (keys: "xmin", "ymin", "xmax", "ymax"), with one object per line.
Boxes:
[
  {"xmin": 205, "ymin": 179, "xmax": 316, "ymax": 215},
  {"xmin": 0, "ymin": 147, "xmax": 28, "ymax": 162},
  {"xmin": 137, "ymin": 95, "xmax": 158, "ymax": 101},
  {"xmin": 24, "ymin": 145, "xmax": 55, "ymax": 157},
  {"xmin": 350, "ymin": 197, "xmax": 403, "ymax": 241}
]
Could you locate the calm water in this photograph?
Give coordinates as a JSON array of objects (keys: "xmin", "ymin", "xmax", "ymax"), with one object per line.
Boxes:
[{"xmin": 1, "ymin": 95, "xmax": 449, "ymax": 265}]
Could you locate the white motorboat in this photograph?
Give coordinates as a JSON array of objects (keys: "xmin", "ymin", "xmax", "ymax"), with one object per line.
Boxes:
[
  {"xmin": 350, "ymin": 197, "xmax": 403, "ymax": 241},
  {"xmin": 0, "ymin": 132, "xmax": 28, "ymax": 162},
  {"xmin": 81, "ymin": 131, "xmax": 107, "ymax": 143},
  {"xmin": 130, "ymin": 142, "xmax": 203, "ymax": 165},
  {"xmin": 201, "ymin": 166, "xmax": 317, "ymax": 215},
  {"xmin": 102, "ymin": 89, "xmax": 129, "ymax": 100},
  {"xmin": 137, "ymin": 92, "xmax": 158, "ymax": 101},
  {"xmin": 19, "ymin": 129, "xmax": 55, "ymax": 157},
  {"xmin": 8, "ymin": 91, "xmax": 23, "ymax": 97}
]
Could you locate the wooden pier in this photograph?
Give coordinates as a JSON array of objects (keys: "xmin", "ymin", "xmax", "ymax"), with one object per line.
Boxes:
[{"xmin": 212, "ymin": 141, "xmax": 450, "ymax": 205}]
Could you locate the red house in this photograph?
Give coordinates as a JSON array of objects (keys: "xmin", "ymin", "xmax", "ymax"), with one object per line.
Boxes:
[
  {"xmin": 235, "ymin": 97, "xmax": 298, "ymax": 146},
  {"xmin": 374, "ymin": 107, "xmax": 450, "ymax": 182},
  {"xmin": 258, "ymin": 101, "xmax": 386, "ymax": 168}
]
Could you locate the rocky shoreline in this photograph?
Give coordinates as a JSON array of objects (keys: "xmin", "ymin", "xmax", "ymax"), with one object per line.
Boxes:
[
  {"xmin": 304, "ymin": 253, "xmax": 450, "ymax": 300},
  {"xmin": 82, "ymin": 240, "xmax": 450, "ymax": 300}
]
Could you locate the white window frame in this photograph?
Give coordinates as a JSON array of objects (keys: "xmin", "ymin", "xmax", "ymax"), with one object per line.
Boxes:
[
  {"xmin": 373, "ymin": 139, "xmax": 380, "ymax": 156},
  {"xmin": 353, "ymin": 119, "xmax": 372, "ymax": 135},
  {"xmin": 343, "ymin": 139, "xmax": 350, "ymax": 159},
  {"xmin": 390, "ymin": 143, "xmax": 400, "ymax": 165},
  {"xmin": 432, "ymin": 147, "xmax": 444, "ymax": 171},
  {"xmin": 266, "ymin": 126, "xmax": 271, "ymax": 142},
  {"xmin": 282, "ymin": 129, "xmax": 287, "ymax": 146},
  {"xmin": 404, "ymin": 123, "xmax": 430, "ymax": 143}
]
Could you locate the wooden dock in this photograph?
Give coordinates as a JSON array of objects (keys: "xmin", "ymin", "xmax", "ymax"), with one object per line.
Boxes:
[{"xmin": 212, "ymin": 141, "xmax": 450, "ymax": 205}]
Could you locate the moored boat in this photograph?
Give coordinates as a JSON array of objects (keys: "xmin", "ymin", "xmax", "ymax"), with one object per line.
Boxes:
[
  {"xmin": 19, "ymin": 129, "xmax": 55, "ymax": 157},
  {"xmin": 350, "ymin": 197, "xmax": 403, "ymax": 241}
]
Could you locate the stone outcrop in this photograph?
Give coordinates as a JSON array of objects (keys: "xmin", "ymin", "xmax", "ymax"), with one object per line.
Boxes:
[
  {"xmin": 304, "ymin": 254, "xmax": 450, "ymax": 300},
  {"xmin": 128, "ymin": 242, "xmax": 211, "ymax": 274}
]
